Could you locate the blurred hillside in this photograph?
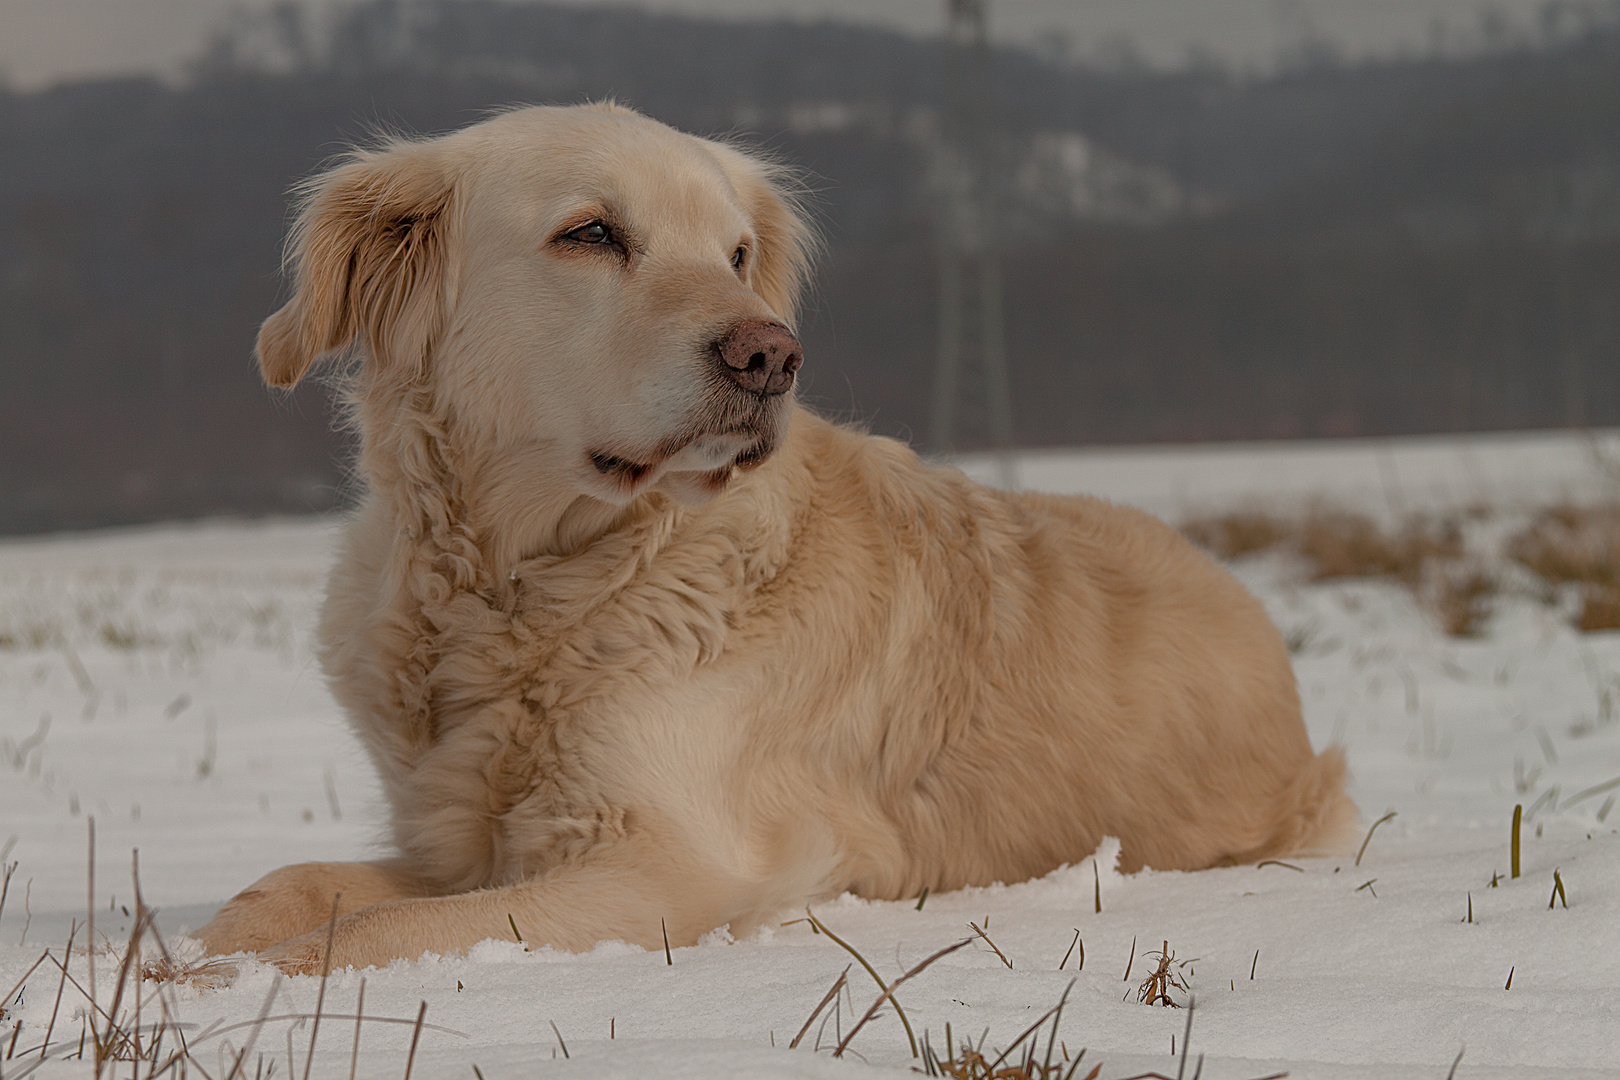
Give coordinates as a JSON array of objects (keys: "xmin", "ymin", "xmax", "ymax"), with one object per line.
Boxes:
[{"xmin": 2, "ymin": 0, "xmax": 1619, "ymax": 532}]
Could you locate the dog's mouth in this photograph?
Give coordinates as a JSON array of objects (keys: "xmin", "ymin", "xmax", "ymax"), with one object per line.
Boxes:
[
  {"xmin": 587, "ymin": 424, "xmax": 778, "ymax": 496},
  {"xmin": 585, "ymin": 377, "xmax": 789, "ymax": 502},
  {"xmin": 588, "ymin": 450, "xmax": 655, "ymax": 485}
]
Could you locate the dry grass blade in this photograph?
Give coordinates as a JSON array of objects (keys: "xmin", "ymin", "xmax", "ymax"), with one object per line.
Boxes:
[
  {"xmin": 968, "ymin": 921, "xmax": 1012, "ymax": 969},
  {"xmin": 922, "ymin": 981, "xmax": 1088, "ymax": 1080},
  {"xmin": 1562, "ymin": 775, "xmax": 1620, "ymax": 808},
  {"xmin": 223, "ymin": 977, "xmax": 280, "ymax": 1080},
  {"xmin": 0, "ymin": 952, "xmax": 51, "ymax": 1029},
  {"xmin": 805, "ymin": 910, "xmax": 920, "ymax": 1057},
  {"xmin": 833, "ymin": 938, "xmax": 971, "ymax": 1058},
  {"xmin": 303, "ymin": 893, "xmax": 342, "ymax": 1080},
  {"xmin": 195, "ymin": 1013, "xmax": 465, "ymax": 1046},
  {"xmin": 1058, "ymin": 930, "xmax": 1081, "ymax": 971},
  {"xmin": 1512, "ymin": 804, "xmax": 1522, "ymax": 879},
  {"xmin": 983, "ymin": 980, "xmax": 1074, "ymax": 1077},
  {"xmin": 38, "ymin": 921, "xmax": 77, "ymax": 1061},
  {"xmin": 86, "ymin": 816, "xmax": 95, "ymax": 1067},
  {"xmin": 790, "ymin": 965, "xmax": 849, "ymax": 1050},
  {"xmin": 402, "ymin": 1001, "xmax": 427, "ymax": 1080},
  {"xmin": 0, "ymin": 860, "xmax": 15, "ymax": 928},
  {"xmin": 548, "ymin": 1020, "xmax": 568, "ymax": 1059},
  {"xmin": 1355, "ymin": 811, "xmax": 1396, "ymax": 867},
  {"xmin": 95, "ymin": 901, "xmax": 158, "ymax": 1070},
  {"xmin": 350, "ymin": 978, "xmax": 366, "ymax": 1080}
]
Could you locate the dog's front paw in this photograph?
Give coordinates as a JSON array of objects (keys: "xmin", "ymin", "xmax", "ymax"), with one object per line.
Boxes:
[
  {"xmin": 256, "ymin": 932, "xmax": 329, "ymax": 977},
  {"xmin": 194, "ymin": 863, "xmax": 351, "ymax": 955},
  {"xmin": 257, "ymin": 916, "xmax": 397, "ymax": 977}
]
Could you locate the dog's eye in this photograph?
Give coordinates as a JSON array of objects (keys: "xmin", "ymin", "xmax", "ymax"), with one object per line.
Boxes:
[
  {"xmin": 567, "ymin": 221, "xmax": 614, "ymax": 245},
  {"xmin": 731, "ymin": 246, "xmax": 748, "ymax": 272}
]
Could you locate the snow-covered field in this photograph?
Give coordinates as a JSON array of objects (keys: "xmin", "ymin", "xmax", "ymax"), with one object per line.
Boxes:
[{"xmin": 4, "ymin": 430, "xmax": 1620, "ymax": 1079}]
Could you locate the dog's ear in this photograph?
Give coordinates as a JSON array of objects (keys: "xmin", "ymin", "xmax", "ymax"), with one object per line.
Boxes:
[
  {"xmin": 707, "ymin": 142, "xmax": 817, "ymax": 330},
  {"xmin": 257, "ymin": 142, "xmax": 455, "ymax": 389}
]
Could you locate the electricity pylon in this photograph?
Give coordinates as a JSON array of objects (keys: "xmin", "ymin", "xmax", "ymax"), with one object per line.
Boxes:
[{"xmin": 929, "ymin": 0, "xmax": 1016, "ymax": 488}]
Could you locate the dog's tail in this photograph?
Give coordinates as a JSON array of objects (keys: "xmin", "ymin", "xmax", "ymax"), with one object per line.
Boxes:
[{"xmin": 1257, "ymin": 746, "xmax": 1361, "ymax": 859}]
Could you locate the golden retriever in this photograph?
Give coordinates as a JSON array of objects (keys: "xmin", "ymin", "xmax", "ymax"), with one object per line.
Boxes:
[{"xmin": 195, "ymin": 103, "xmax": 1357, "ymax": 974}]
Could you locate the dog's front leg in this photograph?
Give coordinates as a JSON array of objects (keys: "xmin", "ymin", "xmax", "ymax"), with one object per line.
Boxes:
[
  {"xmin": 194, "ymin": 860, "xmax": 431, "ymax": 956},
  {"xmin": 257, "ymin": 843, "xmax": 736, "ymax": 974}
]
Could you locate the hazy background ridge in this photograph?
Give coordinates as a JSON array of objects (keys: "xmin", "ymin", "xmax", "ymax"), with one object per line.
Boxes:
[
  {"xmin": 0, "ymin": 0, "xmax": 1581, "ymax": 89},
  {"xmin": 2, "ymin": 0, "xmax": 1619, "ymax": 533}
]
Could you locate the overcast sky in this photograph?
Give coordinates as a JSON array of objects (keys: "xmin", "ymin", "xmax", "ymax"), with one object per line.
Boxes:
[{"xmin": 0, "ymin": 0, "xmax": 1567, "ymax": 89}]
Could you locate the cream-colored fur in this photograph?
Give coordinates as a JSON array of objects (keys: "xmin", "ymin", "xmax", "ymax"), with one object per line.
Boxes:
[{"xmin": 195, "ymin": 103, "xmax": 1357, "ymax": 974}]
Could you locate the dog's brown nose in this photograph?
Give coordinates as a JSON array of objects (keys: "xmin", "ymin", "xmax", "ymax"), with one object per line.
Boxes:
[{"xmin": 715, "ymin": 320, "xmax": 802, "ymax": 396}]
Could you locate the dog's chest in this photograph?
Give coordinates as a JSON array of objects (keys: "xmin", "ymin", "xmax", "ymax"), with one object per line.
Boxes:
[{"xmin": 343, "ymin": 517, "xmax": 770, "ymax": 888}]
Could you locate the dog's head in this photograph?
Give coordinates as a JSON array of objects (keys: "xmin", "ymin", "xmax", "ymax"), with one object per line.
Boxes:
[{"xmin": 257, "ymin": 103, "xmax": 814, "ymax": 509}]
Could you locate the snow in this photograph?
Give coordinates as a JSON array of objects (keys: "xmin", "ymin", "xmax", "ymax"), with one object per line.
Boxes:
[{"xmin": 4, "ymin": 431, "xmax": 1620, "ymax": 1079}]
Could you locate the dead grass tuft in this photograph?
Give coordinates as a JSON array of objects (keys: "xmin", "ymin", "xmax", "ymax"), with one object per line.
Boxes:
[
  {"xmin": 1181, "ymin": 508, "xmax": 1464, "ymax": 584},
  {"xmin": 1508, "ymin": 506, "xmax": 1620, "ymax": 631},
  {"xmin": 140, "ymin": 952, "xmax": 241, "ymax": 990},
  {"xmin": 0, "ymin": 828, "xmax": 458, "ymax": 1080},
  {"xmin": 919, "ymin": 980, "xmax": 1085, "ymax": 1080},
  {"xmin": 1179, "ymin": 513, "xmax": 1292, "ymax": 560},
  {"xmin": 1299, "ymin": 511, "xmax": 1462, "ymax": 585},
  {"xmin": 1422, "ymin": 562, "xmax": 1497, "ymax": 638},
  {"xmin": 1508, "ymin": 505, "xmax": 1620, "ymax": 585},
  {"xmin": 1134, "ymin": 941, "xmax": 1192, "ymax": 1007},
  {"xmin": 1184, "ymin": 508, "xmax": 1489, "ymax": 635}
]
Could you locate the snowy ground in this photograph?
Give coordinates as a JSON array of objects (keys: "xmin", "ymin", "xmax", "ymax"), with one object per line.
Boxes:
[{"xmin": 3, "ymin": 430, "xmax": 1620, "ymax": 1079}]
